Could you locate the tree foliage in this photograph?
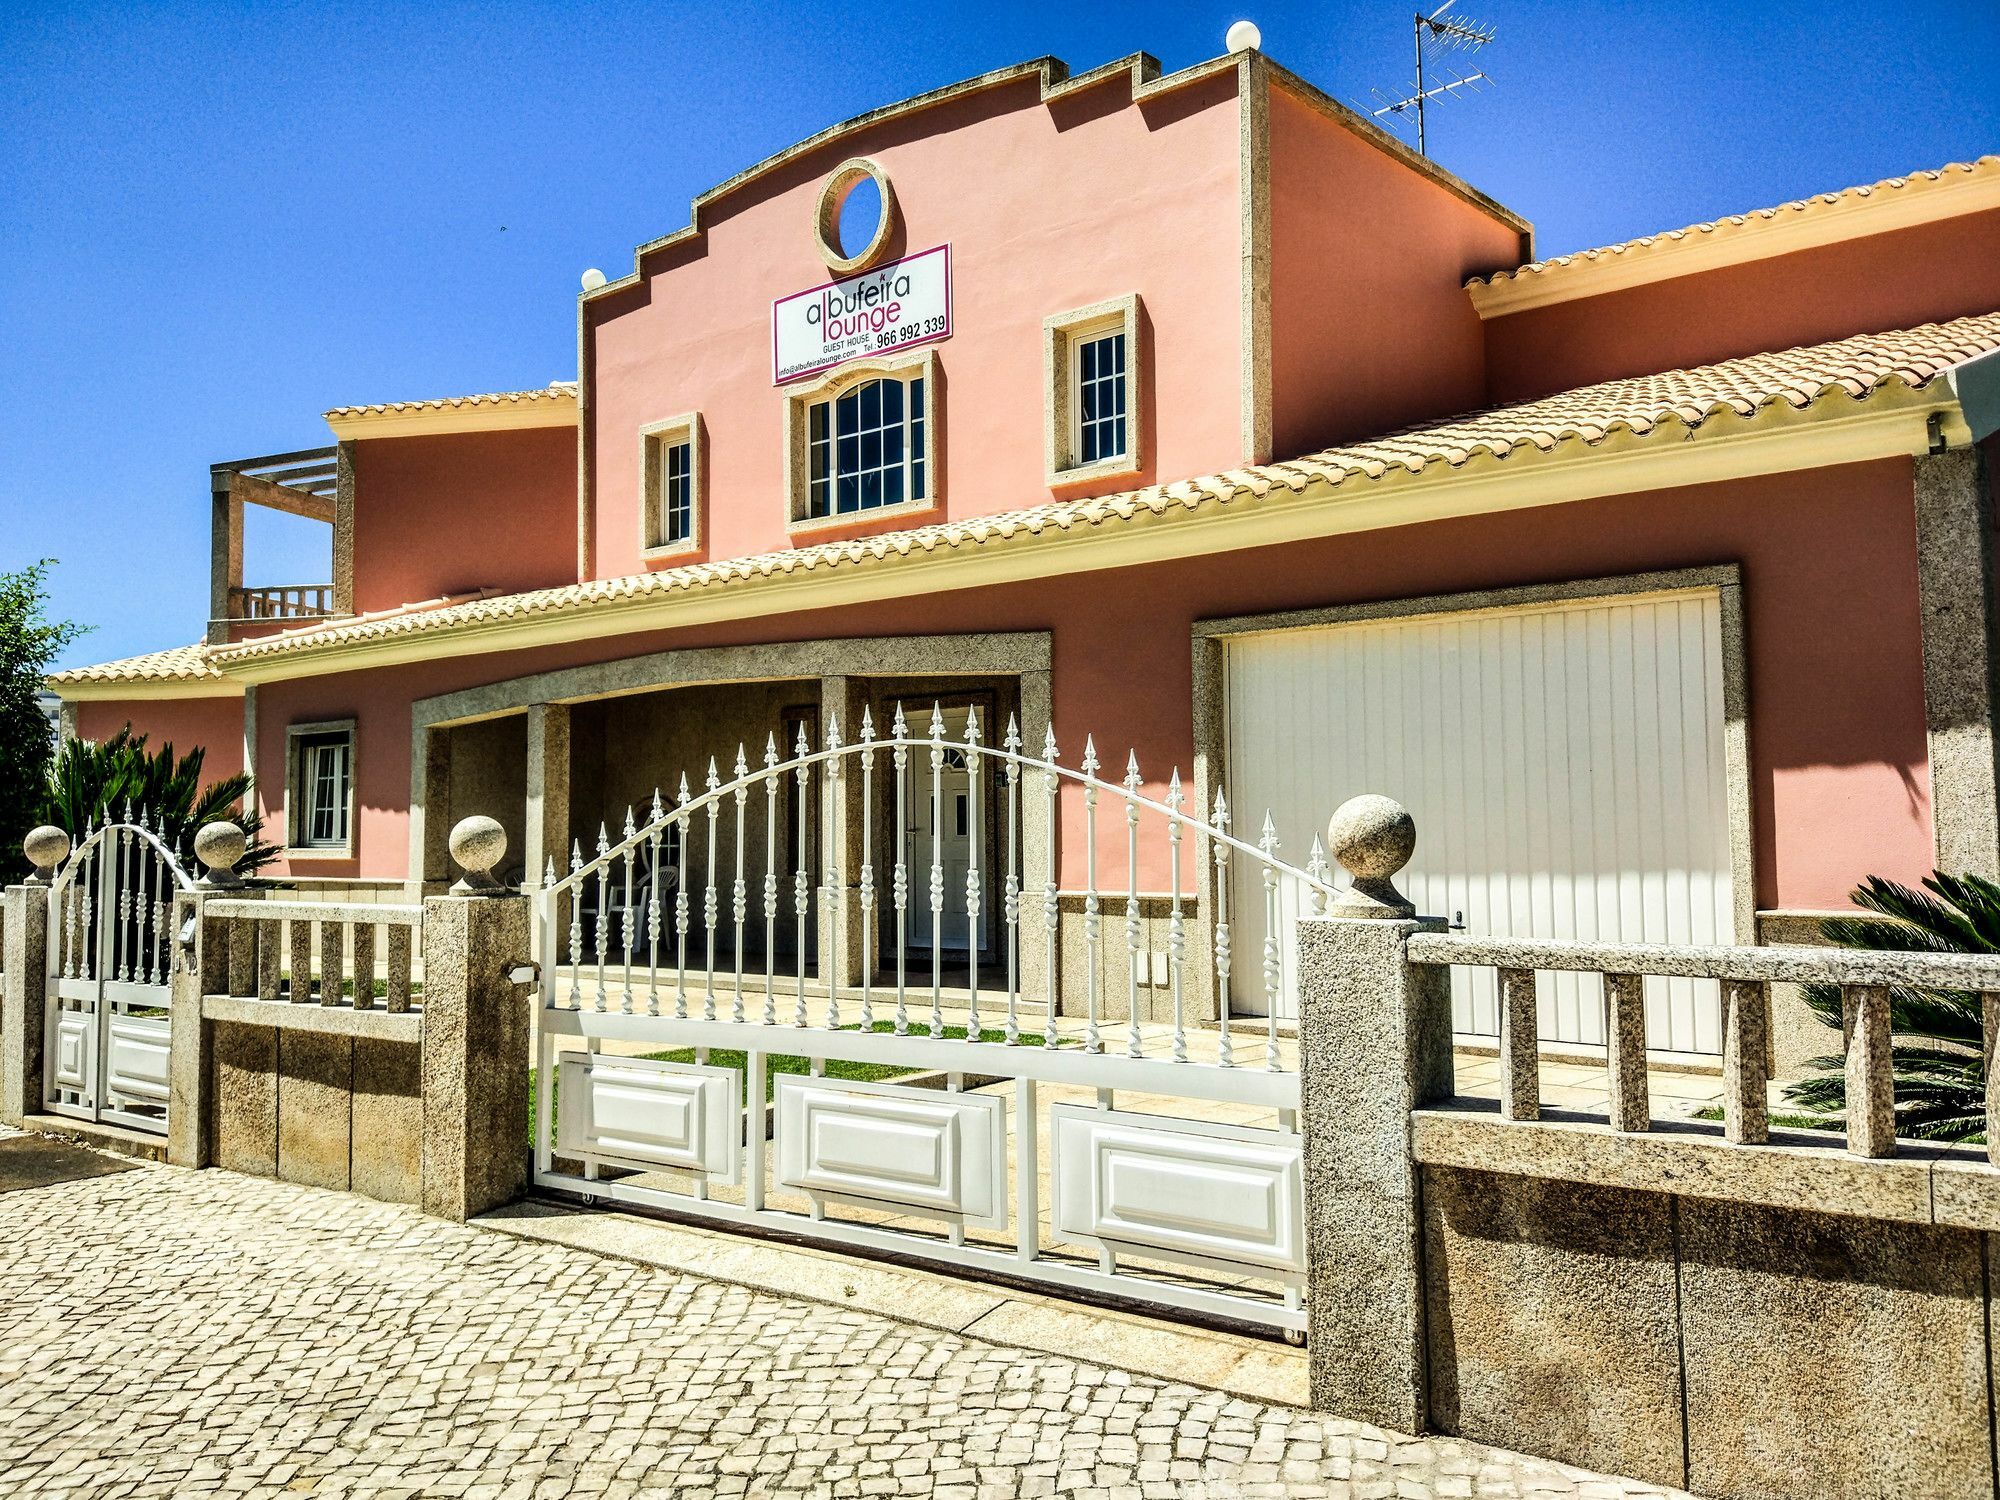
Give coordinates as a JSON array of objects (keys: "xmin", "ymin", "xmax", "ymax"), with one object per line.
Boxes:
[
  {"xmin": 0, "ymin": 561, "xmax": 87, "ymax": 883},
  {"xmin": 1781, "ymin": 871, "xmax": 1997, "ymax": 1142},
  {"xmin": 41, "ymin": 727, "xmax": 279, "ymax": 874}
]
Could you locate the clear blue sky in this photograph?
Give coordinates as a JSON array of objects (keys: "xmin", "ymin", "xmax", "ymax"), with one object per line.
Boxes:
[{"xmin": 3, "ymin": 0, "xmax": 1994, "ymax": 671}]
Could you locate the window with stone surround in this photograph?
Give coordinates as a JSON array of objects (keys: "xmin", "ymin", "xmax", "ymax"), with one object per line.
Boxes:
[
  {"xmin": 639, "ymin": 414, "xmax": 703, "ymax": 561},
  {"xmin": 1044, "ymin": 295, "xmax": 1143, "ymax": 488}
]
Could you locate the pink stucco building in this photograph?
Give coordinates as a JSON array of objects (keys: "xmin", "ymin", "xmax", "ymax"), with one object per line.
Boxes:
[{"xmin": 52, "ymin": 48, "xmax": 2000, "ymax": 1072}]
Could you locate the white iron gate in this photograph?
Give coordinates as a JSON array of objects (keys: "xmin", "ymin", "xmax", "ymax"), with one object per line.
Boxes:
[
  {"xmin": 532, "ymin": 707, "xmax": 1335, "ymax": 1332},
  {"xmin": 43, "ymin": 817, "xmax": 193, "ymax": 1135}
]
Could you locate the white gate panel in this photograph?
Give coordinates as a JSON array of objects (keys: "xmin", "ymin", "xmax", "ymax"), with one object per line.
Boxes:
[
  {"xmin": 557, "ymin": 1054, "xmax": 739, "ymax": 1183},
  {"xmin": 104, "ymin": 1015, "xmax": 171, "ymax": 1105},
  {"xmin": 51, "ymin": 1011, "xmax": 93, "ymax": 1099},
  {"xmin": 775, "ymin": 1076, "xmax": 1006, "ymax": 1228},
  {"xmin": 1050, "ymin": 1105, "xmax": 1304, "ymax": 1275},
  {"xmin": 1224, "ymin": 589, "xmax": 1734, "ymax": 1054}
]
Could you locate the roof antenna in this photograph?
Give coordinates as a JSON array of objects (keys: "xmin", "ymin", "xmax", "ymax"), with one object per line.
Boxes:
[{"xmin": 1364, "ymin": 1, "xmax": 1497, "ymax": 158}]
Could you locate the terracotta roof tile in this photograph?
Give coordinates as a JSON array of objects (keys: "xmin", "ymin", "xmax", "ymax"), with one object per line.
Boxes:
[
  {"xmin": 62, "ymin": 310, "xmax": 2000, "ymax": 685},
  {"xmin": 1468, "ymin": 156, "xmax": 2000, "ymax": 299},
  {"xmin": 49, "ymin": 644, "xmax": 221, "ymax": 686},
  {"xmin": 322, "ymin": 381, "xmax": 577, "ymax": 422}
]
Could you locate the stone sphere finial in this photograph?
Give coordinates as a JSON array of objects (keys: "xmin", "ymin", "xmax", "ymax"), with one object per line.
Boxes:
[
  {"xmin": 194, "ymin": 821, "xmax": 247, "ymax": 887},
  {"xmin": 22, "ymin": 825, "xmax": 70, "ymax": 884},
  {"xmin": 449, "ymin": 815, "xmax": 508, "ymax": 895},
  {"xmin": 1326, "ymin": 794, "xmax": 1416, "ymax": 919}
]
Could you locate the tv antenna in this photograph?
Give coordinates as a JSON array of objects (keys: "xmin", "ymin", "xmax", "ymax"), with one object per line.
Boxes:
[{"xmin": 1366, "ymin": 1, "xmax": 1496, "ymax": 158}]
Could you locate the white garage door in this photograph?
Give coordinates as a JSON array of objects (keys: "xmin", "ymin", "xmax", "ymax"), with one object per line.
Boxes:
[{"xmin": 1223, "ymin": 588, "xmax": 1735, "ymax": 1056}]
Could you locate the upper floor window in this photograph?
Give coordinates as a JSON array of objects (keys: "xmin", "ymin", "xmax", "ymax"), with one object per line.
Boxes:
[
  {"xmin": 1074, "ymin": 330, "xmax": 1127, "ymax": 465},
  {"xmin": 808, "ymin": 373, "xmax": 926, "ymax": 519},
  {"xmin": 639, "ymin": 414, "xmax": 703, "ymax": 560},
  {"xmin": 785, "ymin": 349, "xmax": 941, "ymax": 536},
  {"xmin": 287, "ymin": 720, "xmax": 355, "ymax": 856},
  {"xmin": 1044, "ymin": 295, "xmax": 1143, "ymax": 487}
]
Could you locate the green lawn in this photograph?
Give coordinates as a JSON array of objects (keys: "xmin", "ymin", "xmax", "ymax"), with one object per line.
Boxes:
[
  {"xmin": 1690, "ymin": 1105, "xmax": 1840, "ymax": 1132},
  {"xmin": 529, "ymin": 1019, "xmax": 1048, "ymax": 1136}
]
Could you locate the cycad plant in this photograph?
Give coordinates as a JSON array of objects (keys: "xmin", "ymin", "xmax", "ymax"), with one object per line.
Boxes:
[
  {"xmin": 1780, "ymin": 872, "xmax": 1995, "ymax": 1142},
  {"xmin": 41, "ymin": 727, "xmax": 279, "ymax": 874}
]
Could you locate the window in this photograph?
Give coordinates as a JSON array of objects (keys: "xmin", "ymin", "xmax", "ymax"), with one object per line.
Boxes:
[
  {"xmin": 287, "ymin": 721, "xmax": 355, "ymax": 855},
  {"xmin": 785, "ymin": 349, "xmax": 940, "ymax": 534},
  {"xmin": 1074, "ymin": 330, "xmax": 1127, "ymax": 465},
  {"xmin": 1044, "ymin": 295, "xmax": 1143, "ymax": 487},
  {"xmin": 807, "ymin": 374, "xmax": 926, "ymax": 519},
  {"xmin": 639, "ymin": 414, "xmax": 703, "ymax": 559}
]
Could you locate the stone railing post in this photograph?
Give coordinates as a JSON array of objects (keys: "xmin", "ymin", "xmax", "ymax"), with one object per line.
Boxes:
[
  {"xmin": 1298, "ymin": 795, "xmax": 1451, "ymax": 1435},
  {"xmin": 168, "ymin": 822, "xmax": 259, "ymax": 1168},
  {"xmin": 421, "ymin": 816, "xmax": 532, "ymax": 1221},
  {"xmin": 1, "ymin": 826, "xmax": 67, "ymax": 1125}
]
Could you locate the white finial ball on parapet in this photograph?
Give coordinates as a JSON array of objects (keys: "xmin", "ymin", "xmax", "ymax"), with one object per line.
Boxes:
[
  {"xmin": 194, "ymin": 821, "xmax": 247, "ymax": 888},
  {"xmin": 449, "ymin": 815, "xmax": 508, "ymax": 895},
  {"xmin": 1226, "ymin": 19, "xmax": 1262, "ymax": 53},
  {"xmin": 22, "ymin": 825, "xmax": 70, "ymax": 884},
  {"xmin": 1326, "ymin": 794, "xmax": 1416, "ymax": 919},
  {"xmin": 580, "ymin": 267, "xmax": 607, "ymax": 293}
]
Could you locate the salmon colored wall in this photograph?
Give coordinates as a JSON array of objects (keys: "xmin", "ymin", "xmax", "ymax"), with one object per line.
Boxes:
[
  {"xmin": 349, "ymin": 428, "xmax": 578, "ymax": 614},
  {"xmin": 252, "ymin": 459, "xmax": 1927, "ymax": 912},
  {"xmin": 1266, "ymin": 87, "xmax": 1523, "ymax": 457},
  {"xmin": 585, "ymin": 68, "xmax": 1245, "ymax": 581},
  {"xmin": 1483, "ymin": 208, "xmax": 2000, "ymax": 404},
  {"xmin": 74, "ymin": 698, "xmax": 244, "ymax": 787}
]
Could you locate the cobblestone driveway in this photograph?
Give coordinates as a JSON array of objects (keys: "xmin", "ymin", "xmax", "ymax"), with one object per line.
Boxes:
[{"xmin": 0, "ymin": 1153, "xmax": 1688, "ymax": 1499}]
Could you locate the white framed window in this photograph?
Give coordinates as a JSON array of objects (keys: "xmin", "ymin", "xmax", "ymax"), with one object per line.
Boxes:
[
  {"xmin": 1044, "ymin": 294, "xmax": 1143, "ymax": 487},
  {"xmin": 286, "ymin": 720, "xmax": 355, "ymax": 857},
  {"xmin": 785, "ymin": 348, "xmax": 941, "ymax": 536},
  {"xmin": 808, "ymin": 373, "xmax": 927, "ymax": 519},
  {"xmin": 1072, "ymin": 329, "xmax": 1128, "ymax": 466},
  {"xmin": 639, "ymin": 414, "xmax": 703, "ymax": 560}
]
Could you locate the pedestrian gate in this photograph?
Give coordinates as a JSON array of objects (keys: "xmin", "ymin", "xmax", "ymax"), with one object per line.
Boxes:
[{"xmin": 43, "ymin": 819, "xmax": 193, "ymax": 1135}]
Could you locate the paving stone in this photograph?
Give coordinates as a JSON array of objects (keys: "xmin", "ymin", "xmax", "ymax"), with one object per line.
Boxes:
[{"xmin": 0, "ymin": 1129, "xmax": 1689, "ymax": 1499}]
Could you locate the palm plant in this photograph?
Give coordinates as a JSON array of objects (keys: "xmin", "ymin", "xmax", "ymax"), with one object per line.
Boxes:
[
  {"xmin": 41, "ymin": 727, "xmax": 279, "ymax": 874},
  {"xmin": 1781, "ymin": 871, "xmax": 1994, "ymax": 1142}
]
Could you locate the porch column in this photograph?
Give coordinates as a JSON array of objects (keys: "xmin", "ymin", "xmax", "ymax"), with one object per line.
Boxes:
[
  {"xmin": 412, "ymin": 724, "xmax": 454, "ymax": 896},
  {"xmin": 819, "ymin": 676, "xmax": 870, "ymax": 989},
  {"xmin": 524, "ymin": 703, "xmax": 571, "ymax": 893},
  {"xmin": 1915, "ymin": 447, "xmax": 2000, "ymax": 879},
  {"xmin": 208, "ymin": 485, "xmax": 244, "ymax": 647}
]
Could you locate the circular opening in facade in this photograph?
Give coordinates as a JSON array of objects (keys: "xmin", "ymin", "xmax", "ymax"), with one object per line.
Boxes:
[
  {"xmin": 835, "ymin": 175, "xmax": 884, "ymax": 261},
  {"xmin": 813, "ymin": 159, "xmax": 896, "ymax": 274}
]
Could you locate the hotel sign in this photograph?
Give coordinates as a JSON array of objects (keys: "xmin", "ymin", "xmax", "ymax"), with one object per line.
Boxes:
[{"xmin": 772, "ymin": 244, "xmax": 952, "ymax": 385}]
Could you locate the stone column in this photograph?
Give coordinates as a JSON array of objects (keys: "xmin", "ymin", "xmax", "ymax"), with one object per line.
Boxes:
[
  {"xmin": 817, "ymin": 676, "xmax": 871, "ymax": 989},
  {"xmin": 168, "ymin": 824, "xmax": 260, "ymax": 1169},
  {"xmin": 413, "ymin": 725, "xmax": 454, "ymax": 895},
  {"xmin": 1915, "ymin": 447, "xmax": 2000, "ymax": 879},
  {"xmin": 524, "ymin": 702, "xmax": 572, "ymax": 893},
  {"xmin": 1, "ymin": 883, "xmax": 52, "ymax": 1126},
  {"xmin": 420, "ymin": 857, "xmax": 532, "ymax": 1220},
  {"xmin": 1298, "ymin": 796, "xmax": 1451, "ymax": 1435}
]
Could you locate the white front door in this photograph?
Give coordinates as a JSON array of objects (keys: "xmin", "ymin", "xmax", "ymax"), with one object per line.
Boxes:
[
  {"xmin": 902, "ymin": 708, "xmax": 990, "ymax": 955},
  {"xmin": 1222, "ymin": 587, "xmax": 1737, "ymax": 1055}
]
